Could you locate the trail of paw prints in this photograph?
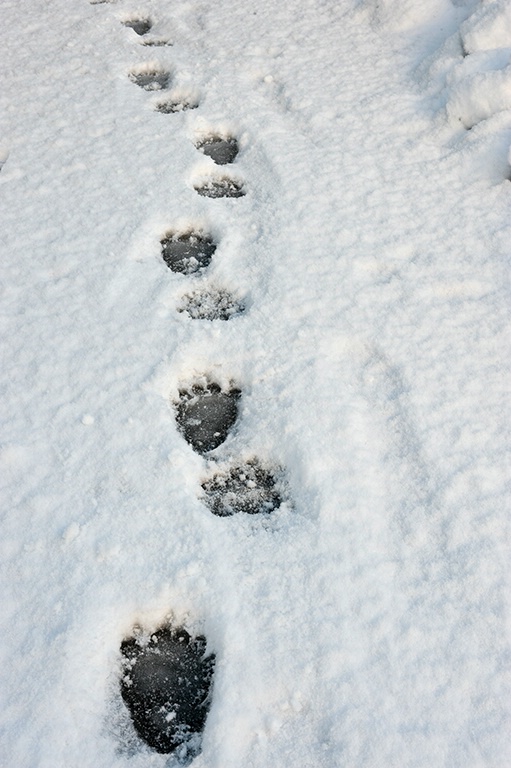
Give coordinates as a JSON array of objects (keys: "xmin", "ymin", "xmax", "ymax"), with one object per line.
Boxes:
[
  {"xmin": 114, "ymin": 4, "xmax": 280, "ymax": 491},
  {"xmin": 89, "ymin": 1, "xmax": 288, "ymax": 759},
  {"xmin": 127, "ymin": 60, "xmax": 196, "ymax": 112},
  {"xmin": 85, "ymin": 3, "xmax": 219, "ymax": 761},
  {"xmin": 119, "ymin": 10, "xmax": 249, "ymax": 303},
  {"xmin": 159, "ymin": 226, "xmax": 245, "ymax": 320},
  {"xmin": 158, "ymin": 211, "xmax": 247, "ymax": 326},
  {"xmin": 192, "ymin": 130, "xmax": 245, "ymax": 197},
  {"xmin": 172, "ymin": 378, "xmax": 289, "ymax": 517}
]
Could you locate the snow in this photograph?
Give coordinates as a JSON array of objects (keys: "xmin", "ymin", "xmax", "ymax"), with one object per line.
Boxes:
[{"xmin": 0, "ymin": 0, "xmax": 510, "ymax": 766}]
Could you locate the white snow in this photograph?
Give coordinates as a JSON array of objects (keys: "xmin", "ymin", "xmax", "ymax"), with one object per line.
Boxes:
[{"xmin": 0, "ymin": 0, "xmax": 510, "ymax": 766}]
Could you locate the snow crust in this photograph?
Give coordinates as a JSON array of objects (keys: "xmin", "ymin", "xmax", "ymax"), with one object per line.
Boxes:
[{"xmin": 0, "ymin": 0, "xmax": 510, "ymax": 766}]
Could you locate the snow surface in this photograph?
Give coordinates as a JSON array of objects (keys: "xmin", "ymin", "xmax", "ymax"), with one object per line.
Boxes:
[{"xmin": 1, "ymin": 0, "xmax": 510, "ymax": 765}]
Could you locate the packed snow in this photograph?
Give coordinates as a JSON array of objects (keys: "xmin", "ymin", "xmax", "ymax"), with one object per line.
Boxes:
[{"xmin": 1, "ymin": 0, "xmax": 510, "ymax": 765}]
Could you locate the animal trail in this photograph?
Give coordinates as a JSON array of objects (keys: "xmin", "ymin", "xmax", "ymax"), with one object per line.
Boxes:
[
  {"xmin": 175, "ymin": 381, "xmax": 241, "ymax": 454},
  {"xmin": 91, "ymin": 0, "xmax": 286, "ymax": 760}
]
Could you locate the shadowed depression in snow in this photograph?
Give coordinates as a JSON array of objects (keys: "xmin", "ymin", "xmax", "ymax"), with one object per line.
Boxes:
[
  {"xmin": 120, "ymin": 626, "xmax": 215, "ymax": 756},
  {"xmin": 194, "ymin": 177, "xmax": 245, "ymax": 198},
  {"xmin": 197, "ymin": 136, "xmax": 239, "ymax": 165},
  {"xmin": 129, "ymin": 66, "xmax": 169, "ymax": 91},
  {"xmin": 154, "ymin": 96, "xmax": 198, "ymax": 113},
  {"xmin": 123, "ymin": 18, "xmax": 152, "ymax": 36},
  {"xmin": 175, "ymin": 382, "xmax": 241, "ymax": 454},
  {"xmin": 178, "ymin": 287, "xmax": 245, "ymax": 320},
  {"xmin": 202, "ymin": 458, "xmax": 282, "ymax": 516},
  {"xmin": 161, "ymin": 231, "xmax": 216, "ymax": 274}
]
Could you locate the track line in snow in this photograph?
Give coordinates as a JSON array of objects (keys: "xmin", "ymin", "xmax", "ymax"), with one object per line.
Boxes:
[
  {"xmin": 98, "ymin": 0, "xmax": 287, "ymax": 754},
  {"xmin": 1, "ymin": 0, "xmax": 509, "ymax": 764}
]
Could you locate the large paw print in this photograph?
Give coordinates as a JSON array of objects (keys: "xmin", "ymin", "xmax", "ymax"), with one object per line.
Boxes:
[{"xmin": 120, "ymin": 624, "xmax": 215, "ymax": 755}]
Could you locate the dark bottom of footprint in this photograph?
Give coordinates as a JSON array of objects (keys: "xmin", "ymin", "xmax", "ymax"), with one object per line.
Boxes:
[
  {"xmin": 178, "ymin": 288, "xmax": 244, "ymax": 320},
  {"xmin": 197, "ymin": 136, "xmax": 239, "ymax": 165},
  {"xmin": 202, "ymin": 459, "xmax": 282, "ymax": 516},
  {"xmin": 142, "ymin": 39, "xmax": 172, "ymax": 47},
  {"xmin": 123, "ymin": 18, "xmax": 152, "ymax": 35},
  {"xmin": 175, "ymin": 382, "xmax": 240, "ymax": 454},
  {"xmin": 155, "ymin": 98, "xmax": 198, "ymax": 113},
  {"xmin": 161, "ymin": 231, "xmax": 216, "ymax": 274},
  {"xmin": 129, "ymin": 68, "xmax": 169, "ymax": 91},
  {"xmin": 194, "ymin": 178, "xmax": 245, "ymax": 198},
  {"xmin": 120, "ymin": 625, "xmax": 215, "ymax": 756}
]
